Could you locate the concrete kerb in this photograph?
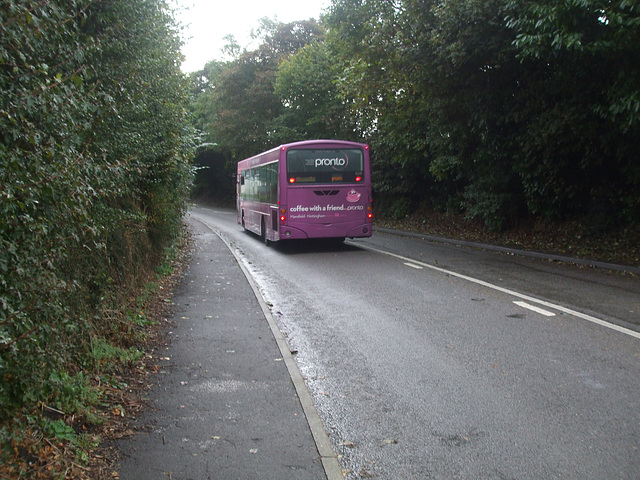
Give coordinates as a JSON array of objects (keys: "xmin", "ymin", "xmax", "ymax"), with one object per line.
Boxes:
[
  {"xmin": 374, "ymin": 227, "xmax": 640, "ymax": 275},
  {"xmin": 193, "ymin": 217, "xmax": 344, "ymax": 480}
]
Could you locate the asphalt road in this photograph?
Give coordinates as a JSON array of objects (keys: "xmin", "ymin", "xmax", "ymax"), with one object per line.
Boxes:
[{"xmin": 188, "ymin": 206, "xmax": 640, "ymax": 479}]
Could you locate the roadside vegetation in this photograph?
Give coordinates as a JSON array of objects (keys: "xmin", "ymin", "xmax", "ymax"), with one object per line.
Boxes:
[{"xmin": 1, "ymin": 0, "xmax": 194, "ymax": 477}]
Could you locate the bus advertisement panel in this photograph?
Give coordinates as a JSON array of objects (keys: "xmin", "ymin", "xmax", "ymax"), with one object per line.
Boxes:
[{"xmin": 237, "ymin": 140, "xmax": 372, "ymax": 243}]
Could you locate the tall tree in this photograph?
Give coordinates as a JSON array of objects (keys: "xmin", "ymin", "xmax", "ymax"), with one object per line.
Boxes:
[
  {"xmin": 417, "ymin": 0, "xmax": 528, "ymax": 228},
  {"xmin": 208, "ymin": 19, "xmax": 324, "ymax": 158},
  {"xmin": 323, "ymin": 0, "xmax": 639, "ymax": 229},
  {"xmin": 506, "ymin": 0, "xmax": 640, "ymax": 227},
  {"xmin": 274, "ymin": 40, "xmax": 357, "ymax": 141},
  {"xmin": 324, "ymin": 0, "xmax": 436, "ymax": 217}
]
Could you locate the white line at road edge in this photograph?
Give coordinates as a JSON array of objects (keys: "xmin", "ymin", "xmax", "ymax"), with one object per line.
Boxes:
[
  {"xmin": 350, "ymin": 242, "xmax": 640, "ymax": 340},
  {"xmin": 404, "ymin": 262, "xmax": 424, "ymax": 270},
  {"xmin": 193, "ymin": 216, "xmax": 344, "ymax": 480},
  {"xmin": 513, "ymin": 301, "xmax": 556, "ymax": 317}
]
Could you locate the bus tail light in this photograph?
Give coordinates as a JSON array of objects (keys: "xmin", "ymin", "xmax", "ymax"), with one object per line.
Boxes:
[{"xmin": 355, "ymin": 176, "xmax": 362, "ymax": 182}]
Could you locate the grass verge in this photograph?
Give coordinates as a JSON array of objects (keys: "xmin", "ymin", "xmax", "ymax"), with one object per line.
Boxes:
[{"xmin": 376, "ymin": 209, "xmax": 640, "ymax": 270}]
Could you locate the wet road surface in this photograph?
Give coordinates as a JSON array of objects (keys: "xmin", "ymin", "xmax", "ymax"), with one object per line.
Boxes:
[{"xmin": 189, "ymin": 207, "xmax": 640, "ymax": 479}]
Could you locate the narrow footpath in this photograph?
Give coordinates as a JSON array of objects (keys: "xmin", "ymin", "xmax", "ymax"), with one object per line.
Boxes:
[{"xmin": 117, "ymin": 216, "xmax": 333, "ymax": 479}]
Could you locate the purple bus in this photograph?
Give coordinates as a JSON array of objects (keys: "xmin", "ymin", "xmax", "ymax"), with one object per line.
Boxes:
[{"xmin": 237, "ymin": 140, "xmax": 373, "ymax": 243}]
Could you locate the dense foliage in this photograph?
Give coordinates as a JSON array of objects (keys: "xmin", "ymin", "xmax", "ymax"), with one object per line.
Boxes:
[
  {"xmin": 1, "ymin": 0, "xmax": 194, "ymax": 472},
  {"xmin": 191, "ymin": 0, "xmax": 639, "ymax": 233}
]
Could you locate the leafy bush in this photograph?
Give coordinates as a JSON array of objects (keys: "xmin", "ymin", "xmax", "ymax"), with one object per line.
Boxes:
[{"xmin": 0, "ymin": 0, "xmax": 194, "ymax": 431}]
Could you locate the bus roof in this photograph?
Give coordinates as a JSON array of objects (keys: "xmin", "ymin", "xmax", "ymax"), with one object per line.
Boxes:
[
  {"xmin": 279, "ymin": 139, "xmax": 368, "ymax": 149},
  {"xmin": 238, "ymin": 139, "xmax": 369, "ymax": 166}
]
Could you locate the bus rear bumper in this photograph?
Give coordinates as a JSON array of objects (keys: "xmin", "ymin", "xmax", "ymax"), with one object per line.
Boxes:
[
  {"xmin": 346, "ymin": 223, "xmax": 373, "ymax": 238},
  {"xmin": 279, "ymin": 222, "xmax": 372, "ymax": 240},
  {"xmin": 278, "ymin": 225, "xmax": 308, "ymax": 240}
]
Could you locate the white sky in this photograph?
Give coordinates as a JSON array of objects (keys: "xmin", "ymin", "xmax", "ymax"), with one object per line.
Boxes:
[{"xmin": 173, "ymin": 0, "xmax": 331, "ymax": 73}]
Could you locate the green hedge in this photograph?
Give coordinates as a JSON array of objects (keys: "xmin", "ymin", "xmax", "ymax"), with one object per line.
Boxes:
[{"xmin": 0, "ymin": 0, "xmax": 194, "ymax": 419}]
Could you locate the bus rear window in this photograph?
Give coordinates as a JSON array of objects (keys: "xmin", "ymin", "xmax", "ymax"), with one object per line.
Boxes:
[{"xmin": 286, "ymin": 148, "xmax": 364, "ymax": 184}]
